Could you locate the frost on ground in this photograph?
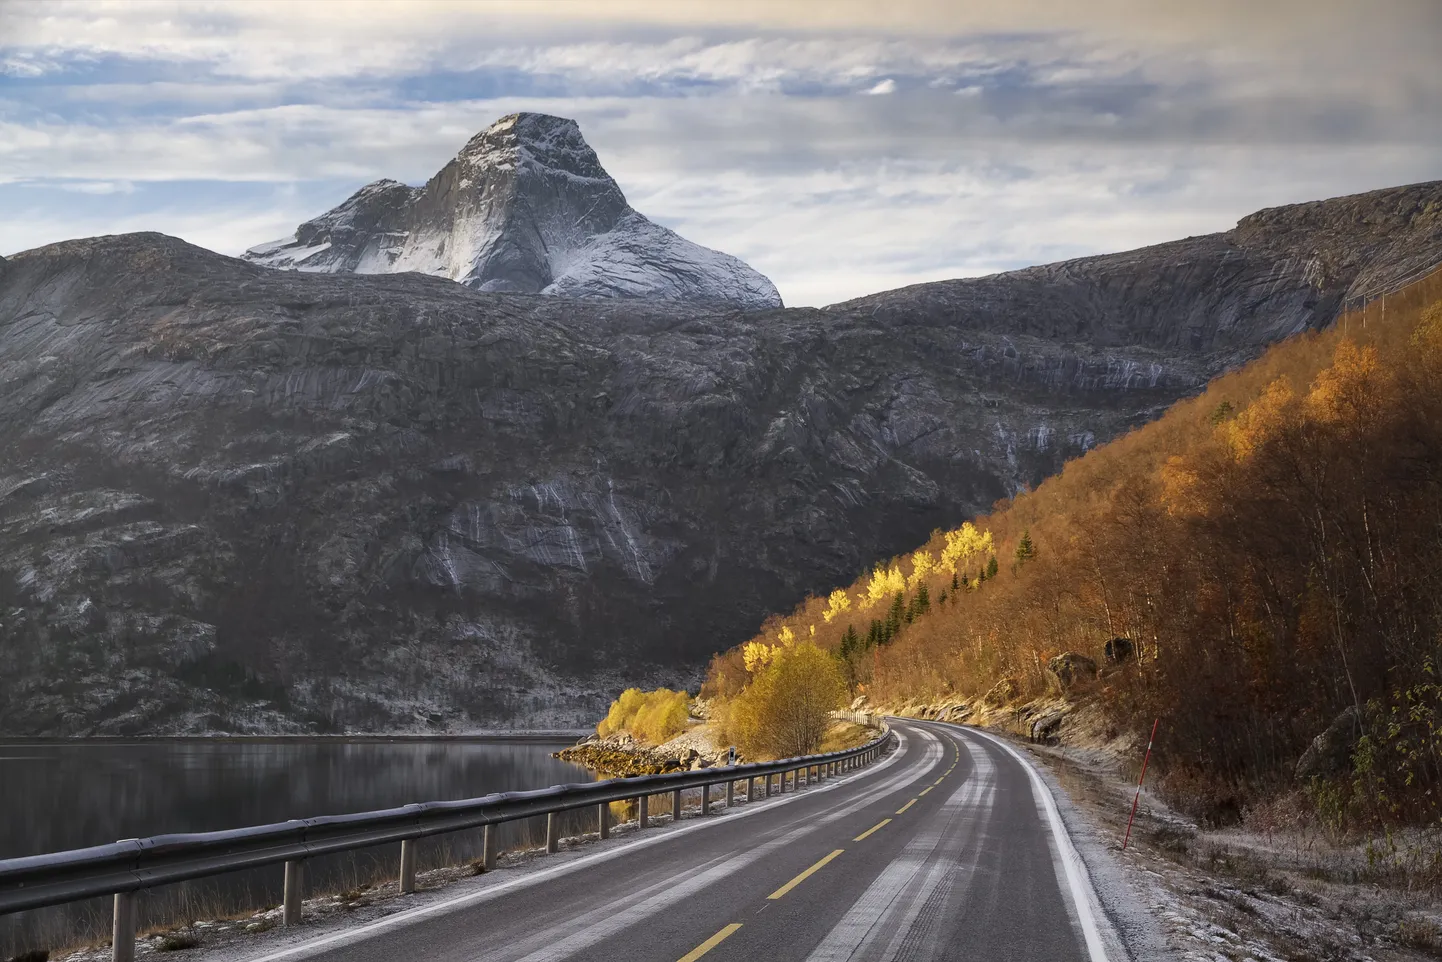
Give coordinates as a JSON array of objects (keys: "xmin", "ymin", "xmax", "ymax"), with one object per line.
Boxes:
[{"xmin": 1019, "ymin": 707, "xmax": 1442, "ymax": 962}]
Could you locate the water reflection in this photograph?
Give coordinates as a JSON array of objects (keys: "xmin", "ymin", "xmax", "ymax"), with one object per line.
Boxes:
[{"xmin": 0, "ymin": 738, "xmax": 593, "ymax": 955}]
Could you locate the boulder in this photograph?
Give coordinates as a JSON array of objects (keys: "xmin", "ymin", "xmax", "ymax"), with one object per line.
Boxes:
[
  {"xmin": 1296, "ymin": 705, "xmax": 1363, "ymax": 780},
  {"xmin": 1030, "ymin": 707, "xmax": 1069, "ymax": 744},
  {"xmin": 675, "ymin": 747, "xmax": 698, "ymax": 765},
  {"xmin": 1047, "ymin": 652, "xmax": 1099, "ymax": 689},
  {"xmin": 1104, "ymin": 637, "xmax": 1135, "ymax": 664}
]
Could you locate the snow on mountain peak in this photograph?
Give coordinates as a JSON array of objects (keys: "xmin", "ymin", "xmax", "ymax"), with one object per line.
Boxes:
[{"xmin": 243, "ymin": 114, "xmax": 780, "ymax": 310}]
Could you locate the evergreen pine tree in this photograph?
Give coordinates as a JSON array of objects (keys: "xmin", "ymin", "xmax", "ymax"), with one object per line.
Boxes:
[
  {"xmin": 977, "ymin": 567, "xmax": 987, "ymax": 585},
  {"xmin": 951, "ymin": 571, "xmax": 959, "ymax": 591},
  {"xmin": 986, "ymin": 555, "xmax": 999, "ymax": 578},
  {"xmin": 886, "ymin": 592, "xmax": 905, "ymax": 639},
  {"xmin": 915, "ymin": 582, "xmax": 930, "ymax": 614},
  {"xmin": 1014, "ymin": 530, "xmax": 1036, "ymax": 566}
]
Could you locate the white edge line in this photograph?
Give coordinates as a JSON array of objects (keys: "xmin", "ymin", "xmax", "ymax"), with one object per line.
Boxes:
[
  {"xmin": 241, "ymin": 732, "xmax": 908, "ymax": 962},
  {"xmin": 939, "ymin": 723, "xmax": 1112, "ymax": 962}
]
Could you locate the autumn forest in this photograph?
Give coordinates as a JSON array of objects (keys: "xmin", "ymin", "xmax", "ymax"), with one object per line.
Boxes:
[{"xmin": 703, "ymin": 268, "xmax": 1442, "ymax": 831}]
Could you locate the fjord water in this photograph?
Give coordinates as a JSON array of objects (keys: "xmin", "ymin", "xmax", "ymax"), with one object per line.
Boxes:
[{"xmin": 0, "ymin": 737, "xmax": 594, "ymax": 954}]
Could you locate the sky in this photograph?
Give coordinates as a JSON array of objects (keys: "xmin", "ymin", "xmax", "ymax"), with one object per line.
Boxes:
[{"xmin": 1, "ymin": 0, "xmax": 1439, "ymax": 307}]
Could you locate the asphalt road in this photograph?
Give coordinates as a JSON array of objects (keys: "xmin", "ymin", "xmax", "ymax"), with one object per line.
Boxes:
[{"xmin": 245, "ymin": 720, "xmax": 1110, "ymax": 962}]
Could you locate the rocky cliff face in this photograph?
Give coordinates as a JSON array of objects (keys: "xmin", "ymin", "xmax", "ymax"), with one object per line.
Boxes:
[
  {"xmin": 2, "ymin": 179, "xmax": 1440, "ymax": 735},
  {"xmin": 244, "ymin": 113, "xmax": 783, "ymax": 311}
]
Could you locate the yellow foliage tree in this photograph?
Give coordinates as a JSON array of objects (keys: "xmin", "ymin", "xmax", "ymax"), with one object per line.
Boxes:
[
  {"xmin": 597, "ymin": 688, "xmax": 691, "ymax": 744},
  {"xmin": 1159, "ymin": 455, "xmax": 1204, "ymax": 517},
  {"xmin": 940, "ymin": 522, "xmax": 993, "ymax": 574},
  {"xmin": 725, "ymin": 642, "xmax": 847, "ymax": 759},
  {"xmin": 632, "ymin": 690, "xmax": 690, "ymax": 745},
  {"xmin": 1221, "ymin": 377, "xmax": 1295, "ymax": 461},
  {"xmin": 907, "ymin": 550, "xmax": 933, "ymax": 589},
  {"xmin": 860, "ymin": 563, "xmax": 906, "ymax": 610},
  {"xmin": 777, "ymin": 624, "xmax": 796, "ymax": 646},
  {"xmin": 1305, "ymin": 340, "xmax": 1390, "ymax": 432},
  {"xmin": 1414, "ymin": 303, "xmax": 1442, "ymax": 372},
  {"xmin": 743, "ymin": 640, "xmax": 776, "ymax": 673},
  {"xmin": 821, "ymin": 588, "xmax": 852, "ymax": 623}
]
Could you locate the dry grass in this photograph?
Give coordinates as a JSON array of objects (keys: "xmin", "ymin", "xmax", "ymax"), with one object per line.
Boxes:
[{"xmin": 818, "ymin": 721, "xmax": 872, "ymax": 754}]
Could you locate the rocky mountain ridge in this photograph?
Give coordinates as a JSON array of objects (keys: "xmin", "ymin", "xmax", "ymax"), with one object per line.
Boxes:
[
  {"xmin": 244, "ymin": 113, "xmax": 782, "ymax": 310},
  {"xmin": 1, "ymin": 178, "xmax": 1440, "ymax": 735}
]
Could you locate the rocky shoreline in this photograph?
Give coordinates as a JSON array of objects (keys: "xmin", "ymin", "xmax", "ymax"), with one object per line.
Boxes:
[{"xmin": 553, "ymin": 727, "xmax": 734, "ymax": 778}]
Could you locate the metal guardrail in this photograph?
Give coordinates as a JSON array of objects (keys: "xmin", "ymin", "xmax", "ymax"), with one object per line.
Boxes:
[{"xmin": 0, "ymin": 725, "xmax": 892, "ymax": 962}]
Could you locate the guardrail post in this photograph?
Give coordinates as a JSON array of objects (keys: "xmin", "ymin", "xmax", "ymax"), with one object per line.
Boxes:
[
  {"xmin": 598, "ymin": 803, "xmax": 610, "ymax": 839},
  {"xmin": 748, "ymin": 775, "xmax": 757, "ymax": 801},
  {"xmin": 672, "ymin": 788, "xmax": 683, "ymax": 822},
  {"xmin": 112, "ymin": 891, "xmax": 136, "ymax": 962},
  {"xmin": 283, "ymin": 859, "xmax": 304, "ymax": 926},
  {"xmin": 399, "ymin": 839, "xmax": 417, "ymax": 894},
  {"xmin": 701, "ymin": 783, "xmax": 711, "ymax": 815},
  {"xmin": 726, "ymin": 780, "xmax": 735, "ymax": 808},
  {"xmin": 766, "ymin": 773, "xmax": 773, "ymax": 796},
  {"xmin": 546, "ymin": 813, "xmax": 560, "ymax": 853},
  {"xmin": 638, "ymin": 795, "xmax": 649, "ymax": 829},
  {"xmin": 484, "ymin": 824, "xmax": 498, "ymax": 867}
]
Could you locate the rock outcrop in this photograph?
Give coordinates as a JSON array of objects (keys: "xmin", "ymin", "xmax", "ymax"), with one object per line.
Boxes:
[
  {"xmin": 1047, "ymin": 653, "xmax": 1099, "ymax": 690},
  {"xmin": 2, "ymin": 178, "xmax": 1440, "ymax": 735},
  {"xmin": 244, "ymin": 113, "xmax": 782, "ymax": 311},
  {"xmin": 1295, "ymin": 705, "xmax": 1364, "ymax": 780}
]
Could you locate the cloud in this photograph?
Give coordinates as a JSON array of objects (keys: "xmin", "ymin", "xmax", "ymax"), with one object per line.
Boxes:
[
  {"xmin": 54, "ymin": 179, "xmax": 136, "ymax": 194},
  {"xmin": 0, "ymin": 0, "xmax": 1437, "ymax": 307}
]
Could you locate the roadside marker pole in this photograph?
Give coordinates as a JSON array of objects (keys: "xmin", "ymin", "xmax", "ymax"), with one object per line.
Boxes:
[{"xmin": 1122, "ymin": 717, "xmax": 1159, "ymax": 851}]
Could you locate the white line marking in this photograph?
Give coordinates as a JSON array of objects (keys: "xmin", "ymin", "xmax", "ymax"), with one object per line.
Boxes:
[{"xmin": 955, "ymin": 724, "xmax": 1112, "ymax": 962}]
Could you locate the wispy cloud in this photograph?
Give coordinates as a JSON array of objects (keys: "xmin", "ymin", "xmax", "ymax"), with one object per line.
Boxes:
[{"xmin": 0, "ymin": 0, "xmax": 1437, "ymax": 306}]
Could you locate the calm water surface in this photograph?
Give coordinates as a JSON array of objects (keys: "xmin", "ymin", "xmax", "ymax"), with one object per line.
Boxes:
[{"xmin": 0, "ymin": 738, "xmax": 594, "ymax": 954}]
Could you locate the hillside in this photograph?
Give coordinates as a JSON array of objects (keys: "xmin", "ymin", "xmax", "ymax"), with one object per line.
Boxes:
[
  {"xmin": 705, "ymin": 264, "xmax": 1442, "ymax": 821},
  {"xmin": 1, "ymin": 180, "xmax": 1441, "ymax": 735}
]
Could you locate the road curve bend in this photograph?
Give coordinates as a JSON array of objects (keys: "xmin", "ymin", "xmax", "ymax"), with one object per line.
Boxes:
[{"xmin": 239, "ymin": 720, "xmax": 1122, "ymax": 962}]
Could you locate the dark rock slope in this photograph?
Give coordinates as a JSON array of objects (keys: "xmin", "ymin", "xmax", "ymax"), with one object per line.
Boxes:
[{"xmin": 1, "ymin": 179, "xmax": 1440, "ymax": 734}]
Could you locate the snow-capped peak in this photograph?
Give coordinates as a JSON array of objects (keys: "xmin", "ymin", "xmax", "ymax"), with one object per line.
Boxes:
[{"xmin": 243, "ymin": 114, "xmax": 781, "ymax": 310}]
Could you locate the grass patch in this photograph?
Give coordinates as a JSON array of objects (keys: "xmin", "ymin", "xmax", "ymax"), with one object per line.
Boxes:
[
  {"xmin": 1398, "ymin": 915, "xmax": 1442, "ymax": 956},
  {"xmin": 818, "ymin": 721, "xmax": 872, "ymax": 754}
]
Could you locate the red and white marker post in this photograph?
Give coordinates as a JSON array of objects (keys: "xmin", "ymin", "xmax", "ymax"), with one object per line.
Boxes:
[{"xmin": 1122, "ymin": 717, "xmax": 1159, "ymax": 851}]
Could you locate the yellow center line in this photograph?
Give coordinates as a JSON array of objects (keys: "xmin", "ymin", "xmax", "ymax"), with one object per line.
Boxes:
[
  {"xmin": 918, "ymin": 786, "xmax": 933, "ymax": 796},
  {"xmin": 677, "ymin": 923, "xmax": 742, "ymax": 962},
  {"xmin": 768, "ymin": 849, "xmax": 845, "ymax": 900},
  {"xmin": 934, "ymin": 777, "xmax": 945, "ymax": 785},
  {"xmin": 853, "ymin": 818, "xmax": 891, "ymax": 841},
  {"xmin": 896, "ymin": 798, "xmax": 917, "ymax": 814}
]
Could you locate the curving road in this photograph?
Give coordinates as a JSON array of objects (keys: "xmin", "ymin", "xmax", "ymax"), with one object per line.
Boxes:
[{"xmin": 240, "ymin": 720, "xmax": 1112, "ymax": 962}]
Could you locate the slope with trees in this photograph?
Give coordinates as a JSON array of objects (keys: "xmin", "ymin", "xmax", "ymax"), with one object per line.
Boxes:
[{"xmin": 703, "ymin": 268, "xmax": 1442, "ymax": 832}]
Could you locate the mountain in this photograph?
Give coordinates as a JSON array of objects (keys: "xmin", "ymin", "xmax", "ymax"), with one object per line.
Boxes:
[
  {"xmin": 244, "ymin": 113, "xmax": 783, "ymax": 311},
  {"xmin": 1, "ymin": 180, "xmax": 1440, "ymax": 735}
]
